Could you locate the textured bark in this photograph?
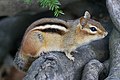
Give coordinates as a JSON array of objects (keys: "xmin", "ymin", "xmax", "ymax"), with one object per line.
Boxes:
[
  {"xmin": 106, "ymin": 0, "xmax": 120, "ymax": 32},
  {"xmin": 81, "ymin": 59, "xmax": 104, "ymax": 80},
  {"xmin": 105, "ymin": 29, "xmax": 120, "ymax": 80},
  {"xmin": 106, "ymin": 0, "xmax": 120, "ymax": 80}
]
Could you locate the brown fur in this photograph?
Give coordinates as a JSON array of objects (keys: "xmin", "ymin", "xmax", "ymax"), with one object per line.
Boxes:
[{"xmin": 16, "ymin": 12, "xmax": 108, "ymax": 71}]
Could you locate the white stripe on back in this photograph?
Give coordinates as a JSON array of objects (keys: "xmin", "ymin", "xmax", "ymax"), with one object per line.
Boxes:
[{"xmin": 31, "ymin": 24, "xmax": 68, "ymax": 32}]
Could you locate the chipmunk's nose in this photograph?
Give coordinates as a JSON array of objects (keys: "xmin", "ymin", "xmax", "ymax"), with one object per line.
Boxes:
[{"xmin": 104, "ymin": 32, "xmax": 108, "ymax": 36}]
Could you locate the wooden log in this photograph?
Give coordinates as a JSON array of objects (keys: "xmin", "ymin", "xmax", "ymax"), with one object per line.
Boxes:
[
  {"xmin": 106, "ymin": 0, "xmax": 120, "ymax": 32},
  {"xmin": 105, "ymin": 29, "xmax": 120, "ymax": 80},
  {"xmin": 106, "ymin": 0, "xmax": 120, "ymax": 79},
  {"xmin": 81, "ymin": 59, "xmax": 104, "ymax": 80}
]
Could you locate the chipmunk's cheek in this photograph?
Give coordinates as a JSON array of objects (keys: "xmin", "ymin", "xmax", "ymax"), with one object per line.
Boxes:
[{"xmin": 94, "ymin": 33, "xmax": 103, "ymax": 40}]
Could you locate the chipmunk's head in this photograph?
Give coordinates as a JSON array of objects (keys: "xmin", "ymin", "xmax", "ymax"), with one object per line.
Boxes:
[{"xmin": 76, "ymin": 11, "xmax": 108, "ymax": 44}]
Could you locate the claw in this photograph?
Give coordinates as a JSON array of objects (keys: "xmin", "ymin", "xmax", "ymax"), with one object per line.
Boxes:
[{"xmin": 65, "ymin": 52, "xmax": 74, "ymax": 61}]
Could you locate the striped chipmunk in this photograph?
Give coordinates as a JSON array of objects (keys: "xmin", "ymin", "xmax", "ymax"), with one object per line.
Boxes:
[{"xmin": 14, "ymin": 11, "xmax": 108, "ymax": 72}]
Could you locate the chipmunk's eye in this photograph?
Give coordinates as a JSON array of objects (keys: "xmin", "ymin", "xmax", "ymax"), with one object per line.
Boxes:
[{"xmin": 90, "ymin": 27, "xmax": 97, "ymax": 31}]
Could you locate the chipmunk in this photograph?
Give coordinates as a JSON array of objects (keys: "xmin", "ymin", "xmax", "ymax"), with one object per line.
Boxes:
[{"xmin": 14, "ymin": 11, "xmax": 108, "ymax": 72}]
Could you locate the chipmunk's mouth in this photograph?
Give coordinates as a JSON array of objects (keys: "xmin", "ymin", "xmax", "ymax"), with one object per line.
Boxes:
[
  {"xmin": 101, "ymin": 32, "xmax": 108, "ymax": 38},
  {"xmin": 97, "ymin": 32, "xmax": 108, "ymax": 40},
  {"xmin": 104, "ymin": 32, "xmax": 108, "ymax": 36}
]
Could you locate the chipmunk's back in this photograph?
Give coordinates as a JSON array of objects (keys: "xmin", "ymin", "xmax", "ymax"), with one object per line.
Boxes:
[{"xmin": 20, "ymin": 18, "xmax": 69, "ymax": 57}]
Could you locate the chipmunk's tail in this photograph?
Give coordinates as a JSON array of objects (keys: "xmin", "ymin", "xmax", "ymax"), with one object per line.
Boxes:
[{"xmin": 13, "ymin": 51, "xmax": 36, "ymax": 72}]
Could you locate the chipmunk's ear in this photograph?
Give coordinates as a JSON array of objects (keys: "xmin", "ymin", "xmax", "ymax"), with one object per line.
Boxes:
[
  {"xmin": 80, "ymin": 18, "xmax": 87, "ymax": 28},
  {"xmin": 80, "ymin": 11, "xmax": 91, "ymax": 28},
  {"xmin": 84, "ymin": 11, "xmax": 91, "ymax": 19}
]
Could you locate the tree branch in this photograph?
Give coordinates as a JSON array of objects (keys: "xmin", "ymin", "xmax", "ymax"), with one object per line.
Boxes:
[{"xmin": 81, "ymin": 59, "xmax": 104, "ymax": 80}]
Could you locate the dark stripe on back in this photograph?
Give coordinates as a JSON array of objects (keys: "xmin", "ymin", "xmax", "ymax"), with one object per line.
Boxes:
[
  {"xmin": 36, "ymin": 22, "xmax": 68, "ymax": 29},
  {"xmin": 35, "ymin": 28, "xmax": 66, "ymax": 35}
]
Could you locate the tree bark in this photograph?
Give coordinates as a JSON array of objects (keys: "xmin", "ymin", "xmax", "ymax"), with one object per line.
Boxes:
[
  {"xmin": 81, "ymin": 59, "xmax": 104, "ymax": 80},
  {"xmin": 106, "ymin": 0, "xmax": 120, "ymax": 80}
]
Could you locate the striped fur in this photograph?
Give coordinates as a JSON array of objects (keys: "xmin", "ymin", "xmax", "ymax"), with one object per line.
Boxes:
[{"xmin": 30, "ymin": 24, "xmax": 69, "ymax": 35}]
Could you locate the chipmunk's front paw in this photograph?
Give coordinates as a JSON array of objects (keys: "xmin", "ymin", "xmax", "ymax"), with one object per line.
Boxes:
[{"xmin": 65, "ymin": 53, "xmax": 74, "ymax": 61}]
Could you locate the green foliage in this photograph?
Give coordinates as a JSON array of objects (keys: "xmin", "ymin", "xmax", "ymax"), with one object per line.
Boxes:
[{"xmin": 23, "ymin": 0, "xmax": 64, "ymax": 17}]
